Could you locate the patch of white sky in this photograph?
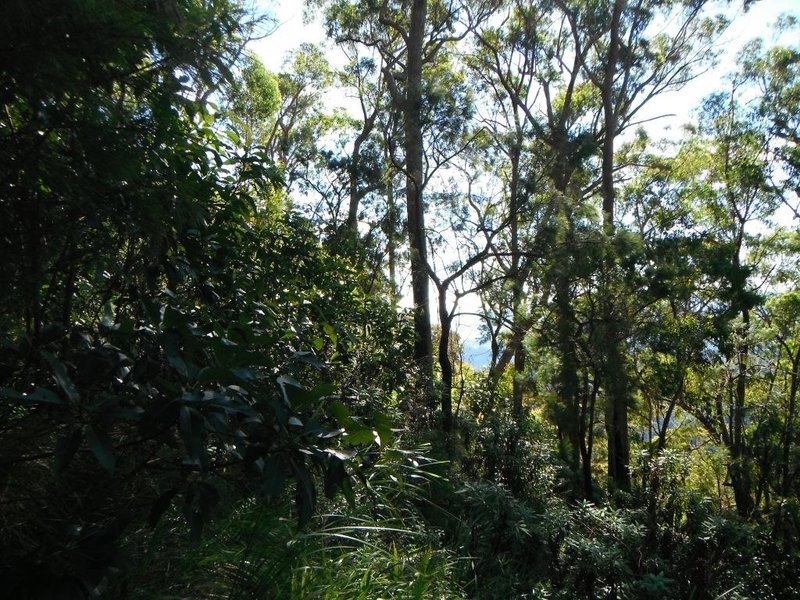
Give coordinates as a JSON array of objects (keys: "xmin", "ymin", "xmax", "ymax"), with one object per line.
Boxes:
[
  {"xmin": 635, "ymin": 0, "xmax": 798, "ymax": 140},
  {"xmin": 248, "ymin": 0, "xmax": 798, "ymax": 367}
]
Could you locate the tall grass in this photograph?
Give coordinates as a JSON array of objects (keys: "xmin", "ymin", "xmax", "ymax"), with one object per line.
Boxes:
[{"xmin": 130, "ymin": 446, "xmax": 464, "ymax": 599}]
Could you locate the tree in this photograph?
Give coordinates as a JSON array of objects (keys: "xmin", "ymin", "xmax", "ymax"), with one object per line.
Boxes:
[
  {"xmin": 685, "ymin": 84, "xmax": 777, "ymax": 515},
  {"xmin": 264, "ymin": 44, "xmax": 335, "ymax": 191},
  {"xmin": 224, "ymin": 51, "xmax": 282, "ymax": 148},
  {"xmin": 315, "ymin": 0, "xmax": 497, "ymax": 427},
  {"xmin": 624, "ymin": 77, "xmax": 779, "ymax": 515},
  {"xmin": 555, "ymin": 0, "xmax": 727, "ymax": 490},
  {"xmin": 470, "ymin": 1, "xmax": 601, "ymax": 455}
]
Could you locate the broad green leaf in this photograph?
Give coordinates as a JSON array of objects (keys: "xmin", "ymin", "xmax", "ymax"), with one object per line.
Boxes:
[
  {"xmin": 162, "ymin": 334, "xmax": 189, "ymax": 378},
  {"xmin": 373, "ymin": 411, "xmax": 394, "ymax": 446},
  {"xmin": 324, "ymin": 447, "xmax": 357, "ymax": 460},
  {"xmin": 344, "ymin": 425, "xmax": 378, "ymax": 446},
  {"xmin": 86, "ymin": 426, "xmax": 116, "ymax": 474},
  {"xmin": 149, "ymin": 488, "xmax": 180, "ymax": 528},
  {"xmin": 263, "ymin": 455, "xmax": 288, "ymax": 499},
  {"xmin": 323, "ymin": 323, "xmax": 338, "ymax": 345},
  {"xmin": 41, "ymin": 352, "xmax": 79, "ymax": 402},
  {"xmin": 0, "ymin": 386, "xmax": 63, "ymax": 405},
  {"xmin": 330, "ymin": 400, "xmax": 350, "ymax": 424}
]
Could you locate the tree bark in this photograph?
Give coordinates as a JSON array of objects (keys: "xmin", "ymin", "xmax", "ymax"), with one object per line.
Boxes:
[
  {"xmin": 556, "ymin": 245, "xmax": 580, "ymax": 472},
  {"xmin": 509, "ymin": 138, "xmax": 527, "ymax": 421},
  {"xmin": 782, "ymin": 346, "xmax": 800, "ymax": 497},
  {"xmin": 600, "ymin": 0, "xmax": 631, "ymax": 491},
  {"xmin": 385, "ymin": 159, "xmax": 399, "ymax": 309},
  {"xmin": 404, "ymin": 0, "xmax": 435, "ymax": 398},
  {"xmin": 730, "ymin": 307, "xmax": 754, "ymax": 516},
  {"xmin": 438, "ymin": 289, "xmax": 454, "ymax": 431}
]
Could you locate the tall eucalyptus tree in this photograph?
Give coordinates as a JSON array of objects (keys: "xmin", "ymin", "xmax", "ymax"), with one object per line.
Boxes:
[
  {"xmin": 311, "ymin": 0, "xmax": 497, "ymax": 425},
  {"xmin": 556, "ymin": 0, "xmax": 727, "ymax": 489}
]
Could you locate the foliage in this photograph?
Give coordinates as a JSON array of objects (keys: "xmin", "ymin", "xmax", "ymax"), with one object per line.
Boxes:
[
  {"xmin": 2, "ymin": 0, "xmax": 800, "ymax": 598},
  {"xmin": 0, "ymin": 0, "xmax": 415, "ymax": 595},
  {"xmin": 126, "ymin": 444, "xmax": 463, "ymax": 599}
]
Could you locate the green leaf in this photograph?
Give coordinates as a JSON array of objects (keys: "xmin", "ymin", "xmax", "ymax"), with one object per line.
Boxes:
[
  {"xmin": 179, "ymin": 406, "xmax": 206, "ymax": 467},
  {"xmin": 263, "ymin": 455, "xmax": 288, "ymax": 499},
  {"xmin": 197, "ymin": 366, "xmax": 243, "ymax": 385},
  {"xmin": 330, "ymin": 400, "xmax": 350, "ymax": 424},
  {"xmin": 277, "ymin": 374, "xmax": 303, "ymax": 406},
  {"xmin": 323, "ymin": 323, "xmax": 338, "ymax": 345},
  {"xmin": 28, "ymin": 387, "xmax": 64, "ymax": 404},
  {"xmin": 41, "ymin": 352, "xmax": 79, "ymax": 401},
  {"xmin": 319, "ymin": 427, "xmax": 345, "ymax": 439},
  {"xmin": 344, "ymin": 425, "xmax": 378, "ymax": 446},
  {"xmin": 163, "ymin": 336, "xmax": 189, "ymax": 378},
  {"xmin": 294, "ymin": 463, "xmax": 316, "ymax": 528},
  {"xmin": 0, "ymin": 386, "xmax": 63, "ymax": 405},
  {"xmin": 373, "ymin": 411, "xmax": 394, "ymax": 447},
  {"xmin": 292, "ymin": 351, "xmax": 325, "ymax": 369},
  {"xmin": 225, "ymin": 128, "xmax": 241, "ymax": 146},
  {"xmin": 309, "ymin": 383, "xmax": 335, "ymax": 400},
  {"xmin": 86, "ymin": 426, "xmax": 116, "ymax": 474},
  {"xmin": 324, "ymin": 447, "xmax": 357, "ymax": 461},
  {"xmin": 149, "ymin": 488, "xmax": 180, "ymax": 528},
  {"xmin": 231, "ymin": 367, "xmax": 261, "ymax": 381}
]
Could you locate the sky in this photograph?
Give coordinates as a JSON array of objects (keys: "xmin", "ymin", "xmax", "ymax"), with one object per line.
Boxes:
[
  {"xmin": 253, "ymin": 0, "xmax": 799, "ymax": 86},
  {"xmin": 252, "ymin": 0, "xmax": 799, "ymax": 129},
  {"xmin": 249, "ymin": 0, "xmax": 799, "ymax": 368}
]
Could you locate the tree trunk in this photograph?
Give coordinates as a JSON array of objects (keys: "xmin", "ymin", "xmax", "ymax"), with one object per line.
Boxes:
[
  {"xmin": 556, "ymin": 263, "xmax": 580, "ymax": 472},
  {"xmin": 782, "ymin": 347, "xmax": 800, "ymax": 497},
  {"xmin": 438, "ymin": 288, "xmax": 454, "ymax": 431},
  {"xmin": 385, "ymin": 143, "xmax": 399, "ymax": 309},
  {"xmin": 600, "ymin": 0, "xmax": 631, "ymax": 492},
  {"xmin": 346, "ymin": 101, "xmax": 379, "ymax": 233},
  {"xmin": 346, "ymin": 134, "xmax": 365, "ymax": 233},
  {"xmin": 731, "ymin": 307, "xmax": 754, "ymax": 516},
  {"xmin": 405, "ymin": 0, "xmax": 435, "ymax": 399},
  {"xmin": 579, "ymin": 369, "xmax": 598, "ymax": 501},
  {"xmin": 509, "ymin": 139, "xmax": 527, "ymax": 421}
]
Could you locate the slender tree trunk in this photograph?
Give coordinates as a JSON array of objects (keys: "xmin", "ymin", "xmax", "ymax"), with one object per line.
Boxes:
[
  {"xmin": 346, "ymin": 103, "xmax": 379, "ymax": 233},
  {"xmin": 579, "ymin": 369, "xmax": 598, "ymax": 500},
  {"xmin": 731, "ymin": 307, "xmax": 754, "ymax": 516},
  {"xmin": 782, "ymin": 348, "xmax": 800, "ymax": 497},
  {"xmin": 509, "ymin": 139, "xmax": 527, "ymax": 420},
  {"xmin": 386, "ymin": 181, "xmax": 399, "ymax": 309},
  {"xmin": 346, "ymin": 137, "xmax": 364, "ymax": 233},
  {"xmin": 600, "ymin": 0, "xmax": 631, "ymax": 491},
  {"xmin": 555, "ymin": 223, "xmax": 580, "ymax": 472},
  {"xmin": 438, "ymin": 288, "xmax": 454, "ymax": 431},
  {"xmin": 405, "ymin": 0, "xmax": 434, "ymax": 399},
  {"xmin": 603, "ymin": 321, "xmax": 631, "ymax": 491}
]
